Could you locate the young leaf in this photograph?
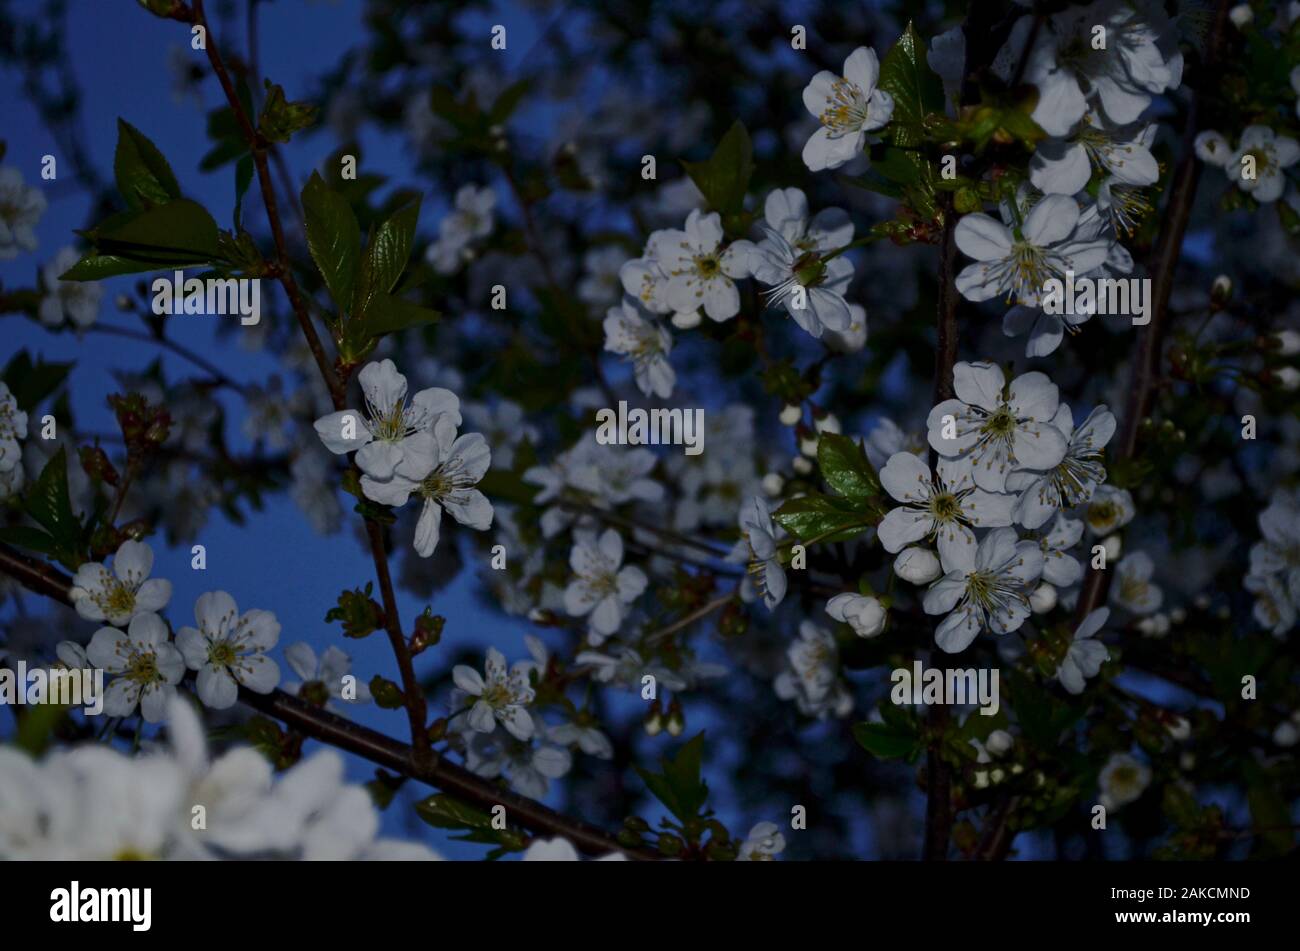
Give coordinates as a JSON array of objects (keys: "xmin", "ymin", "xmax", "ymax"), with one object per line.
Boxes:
[
  {"xmin": 634, "ymin": 731, "xmax": 710, "ymax": 824},
  {"xmin": 1, "ymin": 352, "xmax": 73, "ymax": 412},
  {"xmin": 681, "ymin": 120, "xmax": 753, "ymax": 218},
  {"xmin": 90, "ymin": 199, "xmax": 222, "ymax": 264},
  {"xmin": 817, "ymin": 432, "xmax": 881, "ymax": 501},
  {"xmin": 234, "ymin": 154, "xmax": 254, "ymax": 231},
  {"xmin": 362, "ymin": 293, "xmax": 440, "ymax": 339},
  {"xmin": 354, "ymin": 198, "xmax": 422, "ymax": 318},
  {"xmin": 113, "ymin": 119, "xmax": 182, "ymax": 210},
  {"xmin": 773, "ymin": 493, "xmax": 869, "ymax": 542},
  {"xmin": 852, "ymin": 721, "xmax": 920, "ymax": 761},
  {"xmin": 301, "ymin": 171, "xmax": 361, "ymax": 315}
]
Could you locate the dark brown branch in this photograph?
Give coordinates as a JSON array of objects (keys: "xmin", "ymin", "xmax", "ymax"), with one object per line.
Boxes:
[{"xmin": 0, "ymin": 542, "xmax": 653, "ymax": 859}]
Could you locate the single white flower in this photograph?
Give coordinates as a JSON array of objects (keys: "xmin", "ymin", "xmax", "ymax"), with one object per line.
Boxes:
[
  {"xmin": 314, "ymin": 359, "xmax": 461, "ymax": 481},
  {"xmin": 954, "ymin": 195, "xmax": 1111, "ymax": 306},
  {"xmin": 86, "ymin": 612, "xmax": 185, "ymax": 722},
  {"xmin": 1098, "ymin": 752, "xmax": 1151, "ymax": 811},
  {"xmin": 742, "ymin": 227, "xmax": 854, "ymax": 338},
  {"xmin": 284, "ymin": 641, "xmax": 370, "ymax": 707},
  {"xmin": 69, "ymin": 539, "xmax": 172, "ymax": 626},
  {"xmin": 176, "ymin": 591, "xmax": 282, "ymax": 710},
  {"xmin": 1083, "ymin": 484, "xmax": 1135, "ymax": 535},
  {"xmin": 651, "ymin": 209, "xmax": 748, "ymax": 321},
  {"xmin": 1111, "ymin": 551, "xmax": 1163, "ymax": 614},
  {"xmin": 1194, "ymin": 129, "xmax": 1232, "ymax": 166},
  {"xmin": 736, "ymin": 821, "xmax": 786, "ymax": 861},
  {"xmin": 923, "ymin": 527, "xmax": 1044, "ymax": 653},
  {"xmin": 563, "ymin": 528, "xmax": 647, "ymax": 639},
  {"xmin": 0, "ymin": 166, "xmax": 47, "ymax": 259},
  {"xmin": 774, "ymin": 621, "xmax": 853, "ymax": 719},
  {"xmin": 1057, "ymin": 607, "xmax": 1110, "ymax": 694},
  {"xmin": 360, "ymin": 416, "xmax": 494, "ymax": 557},
  {"xmin": 453, "ymin": 647, "xmax": 536, "ymax": 740},
  {"xmin": 927, "ymin": 361, "xmax": 1069, "ymax": 493},
  {"xmin": 1029, "ymin": 113, "xmax": 1158, "ymax": 197},
  {"xmin": 603, "ymin": 296, "xmax": 676, "ymax": 398},
  {"xmin": 1227, "ymin": 125, "xmax": 1300, "ymax": 204},
  {"xmin": 877, "ymin": 450, "xmax": 1016, "ymax": 565},
  {"xmin": 38, "ymin": 247, "xmax": 103, "ymax": 329},
  {"xmin": 801, "ymin": 46, "xmax": 895, "ymax": 171}
]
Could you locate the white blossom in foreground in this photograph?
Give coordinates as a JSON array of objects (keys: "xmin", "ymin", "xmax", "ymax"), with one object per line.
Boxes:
[
  {"xmin": 314, "ymin": 359, "xmax": 461, "ymax": 481},
  {"xmin": 923, "ymin": 527, "xmax": 1044, "ymax": 653},
  {"xmin": 69, "ymin": 539, "xmax": 172, "ymax": 626},
  {"xmin": 928, "ymin": 361, "xmax": 1068, "ymax": 493},
  {"xmin": 1029, "ymin": 113, "xmax": 1158, "ymax": 197},
  {"xmin": 0, "ymin": 166, "xmax": 47, "ymax": 259},
  {"xmin": 877, "ymin": 451, "xmax": 1015, "ymax": 566},
  {"xmin": 736, "ymin": 821, "xmax": 786, "ymax": 861},
  {"xmin": 1006, "ymin": 404, "xmax": 1115, "ymax": 529},
  {"xmin": 953, "ymin": 195, "xmax": 1110, "ymax": 306},
  {"xmin": 564, "ymin": 528, "xmax": 647, "ymax": 642},
  {"xmin": 86, "ymin": 613, "xmax": 185, "ymax": 722},
  {"xmin": 361, "ymin": 415, "xmax": 493, "ymax": 557},
  {"xmin": 801, "ymin": 46, "xmax": 894, "ymax": 171},
  {"xmin": 826, "ymin": 592, "xmax": 886, "ymax": 638},
  {"xmin": 1057, "ymin": 607, "xmax": 1110, "ymax": 694},
  {"xmin": 453, "ymin": 647, "xmax": 536, "ymax": 741},
  {"xmin": 176, "ymin": 591, "xmax": 281, "ymax": 710},
  {"xmin": 603, "ymin": 296, "xmax": 676, "ymax": 398},
  {"xmin": 1099, "ymin": 752, "xmax": 1151, "ymax": 812}
]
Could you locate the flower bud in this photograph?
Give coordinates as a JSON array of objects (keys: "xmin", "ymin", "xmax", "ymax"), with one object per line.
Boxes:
[
  {"xmin": 779, "ymin": 403, "xmax": 802, "ymax": 426},
  {"xmin": 799, "ymin": 435, "xmax": 819, "ymax": 458},
  {"xmin": 792, "ymin": 456, "xmax": 813, "ymax": 476},
  {"xmin": 1210, "ymin": 273, "xmax": 1233, "ymax": 306},
  {"xmin": 671, "ymin": 309, "xmax": 702, "ymax": 330},
  {"xmin": 1029, "ymin": 582, "xmax": 1057, "ymax": 614},
  {"xmin": 825, "ymin": 592, "xmax": 886, "ymax": 638},
  {"xmin": 1165, "ymin": 715, "xmax": 1191, "ymax": 741},
  {"xmin": 1102, "ymin": 533, "xmax": 1122, "ymax": 562},
  {"xmin": 1229, "ymin": 4, "xmax": 1253, "ymax": 27},
  {"xmin": 894, "ymin": 547, "xmax": 941, "ymax": 584},
  {"xmin": 1272, "ymin": 366, "xmax": 1300, "ymax": 391},
  {"xmin": 761, "ymin": 472, "xmax": 785, "ymax": 497},
  {"xmin": 986, "ymin": 729, "xmax": 1014, "ymax": 756},
  {"xmin": 814, "ymin": 413, "xmax": 841, "ymax": 435},
  {"xmin": 1273, "ymin": 721, "xmax": 1299, "ymax": 747}
]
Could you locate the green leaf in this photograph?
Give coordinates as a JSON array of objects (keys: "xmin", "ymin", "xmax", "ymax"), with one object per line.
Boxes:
[
  {"xmin": 234, "ymin": 154, "xmax": 254, "ymax": 231},
  {"xmin": 301, "ymin": 171, "xmax": 361, "ymax": 315},
  {"xmin": 361, "ymin": 293, "xmax": 440, "ymax": 339},
  {"xmin": 113, "ymin": 119, "xmax": 182, "ymax": 210},
  {"xmin": 414, "ymin": 794, "xmax": 495, "ymax": 831},
  {"xmin": 488, "ymin": 80, "xmax": 530, "ymax": 124},
  {"xmin": 772, "ymin": 493, "xmax": 870, "ymax": 543},
  {"xmin": 354, "ymin": 198, "xmax": 421, "ymax": 317},
  {"xmin": 877, "ymin": 22, "xmax": 945, "ymax": 138},
  {"xmin": 257, "ymin": 81, "xmax": 318, "ymax": 144},
  {"xmin": 0, "ymin": 525, "xmax": 61, "ymax": 556},
  {"xmin": 91, "ymin": 199, "xmax": 222, "ymax": 264},
  {"xmin": 852, "ymin": 720, "xmax": 920, "ymax": 760},
  {"xmin": 58, "ymin": 251, "xmax": 168, "ymax": 282},
  {"xmin": 634, "ymin": 732, "xmax": 710, "ymax": 824},
  {"xmin": 21, "ymin": 448, "xmax": 82, "ymax": 568},
  {"xmin": 324, "ymin": 583, "xmax": 381, "ymax": 639},
  {"xmin": 1, "ymin": 352, "xmax": 73, "ymax": 412},
  {"xmin": 681, "ymin": 120, "xmax": 753, "ymax": 218},
  {"xmin": 816, "ymin": 432, "xmax": 881, "ymax": 501}
]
